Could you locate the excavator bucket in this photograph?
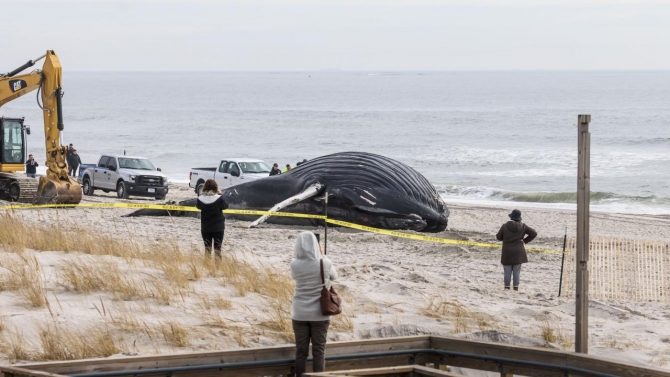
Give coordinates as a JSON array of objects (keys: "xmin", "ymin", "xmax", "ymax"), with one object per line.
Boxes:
[{"xmin": 33, "ymin": 176, "xmax": 82, "ymax": 205}]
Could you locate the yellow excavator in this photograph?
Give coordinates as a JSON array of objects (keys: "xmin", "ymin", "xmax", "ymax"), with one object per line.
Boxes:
[{"xmin": 0, "ymin": 50, "xmax": 82, "ymax": 204}]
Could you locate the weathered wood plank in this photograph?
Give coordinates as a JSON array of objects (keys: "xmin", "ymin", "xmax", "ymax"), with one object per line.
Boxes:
[
  {"xmin": 22, "ymin": 336, "xmax": 430, "ymax": 375},
  {"xmin": 0, "ymin": 366, "xmax": 67, "ymax": 377},
  {"xmin": 305, "ymin": 365, "xmax": 461, "ymax": 376},
  {"xmin": 430, "ymin": 335, "xmax": 670, "ymax": 377},
  {"xmin": 15, "ymin": 335, "xmax": 670, "ymax": 377}
]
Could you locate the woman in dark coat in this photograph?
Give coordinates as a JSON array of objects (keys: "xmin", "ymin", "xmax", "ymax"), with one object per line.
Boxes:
[
  {"xmin": 496, "ymin": 209, "xmax": 537, "ymax": 291},
  {"xmin": 196, "ymin": 179, "xmax": 229, "ymax": 258}
]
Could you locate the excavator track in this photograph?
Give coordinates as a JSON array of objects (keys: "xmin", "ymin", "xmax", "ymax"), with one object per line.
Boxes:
[
  {"xmin": 15, "ymin": 176, "xmax": 39, "ymax": 203},
  {"xmin": 0, "ymin": 173, "xmax": 39, "ymax": 203}
]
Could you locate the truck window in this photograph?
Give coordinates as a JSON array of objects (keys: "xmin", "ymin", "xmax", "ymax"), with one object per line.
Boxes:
[
  {"xmin": 227, "ymin": 162, "xmax": 240, "ymax": 176},
  {"xmin": 108, "ymin": 158, "xmax": 118, "ymax": 171},
  {"xmin": 98, "ymin": 156, "xmax": 110, "ymax": 168},
  {"xmin": 240, "ymin": 161, "xmax": 271, "ymax": 174},
  {"xmin": 119, "ymin": 158, "xmax": 155, "ymax": 170},
  {"xmin": 218, "ymin": 160, "xmax": 228, "ymax": 173}
]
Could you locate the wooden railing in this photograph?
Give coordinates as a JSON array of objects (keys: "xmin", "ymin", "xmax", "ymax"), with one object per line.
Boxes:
[{"xmin": 3, "ymin": 335, "xmax": 669, "ymax": 377}]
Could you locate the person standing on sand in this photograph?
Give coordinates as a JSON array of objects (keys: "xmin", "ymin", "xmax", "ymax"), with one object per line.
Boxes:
[
  {"xmin": 496, "ymin": 209, "xmax": 537, "ymax": 291},
  {"xmin": 66, "ymin": 143, "xmax": 74, "ymax": 176},
  {"xmin": 25, "ymin": 154, "xmax": 38, "ymax": 178},
  {"xmin": 291, "ymin": 231, "xmax": 338, "ymax": 377},
  {"xmin": 196, "ymin": 179, "xmax": 229, "ymax": 258},
  {"xmin": 69, "ymin": 149, "xmax": 82, "ymax": 178}
]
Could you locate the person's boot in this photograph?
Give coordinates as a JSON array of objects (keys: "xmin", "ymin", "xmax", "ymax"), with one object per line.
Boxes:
[
  {"xmin": 504, "ymin": 286, "xmax": 510, "ymax": 290},
  {"xmin": 513, "ymin": 286, "xmax": 519, "ymax": 291}
]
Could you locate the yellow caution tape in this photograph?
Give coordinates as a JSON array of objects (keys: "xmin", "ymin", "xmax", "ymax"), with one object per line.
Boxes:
[
  {"xmin": 0, "ymin": 203, "xmax": 201, "ymax": 211},
  {"xmin": 325, "ymin": 218, "xmax": 560, "ymax": 254},
  {"xmin": 0, "ymin": 202, "xmax": 558, "ymax": 254},
  {"xmin": 0, "ymin": 203, "xmax": 327, "ymax": 219}
]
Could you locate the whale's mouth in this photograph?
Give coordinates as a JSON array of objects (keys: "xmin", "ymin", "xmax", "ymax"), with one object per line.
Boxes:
[{"xmin": 424, "ymin": 215, "xmax": 448, "ymax": 233}]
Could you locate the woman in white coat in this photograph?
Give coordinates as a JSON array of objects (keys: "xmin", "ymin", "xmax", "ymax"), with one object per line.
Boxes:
[{"xmin": 290, "ymin": 231, "xmax": 338, "ymax": 377}]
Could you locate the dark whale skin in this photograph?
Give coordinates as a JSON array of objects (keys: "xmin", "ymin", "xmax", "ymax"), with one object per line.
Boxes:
[{"xmin": 129, "ymin": 152, "xmax": 449, "ymax": 232}]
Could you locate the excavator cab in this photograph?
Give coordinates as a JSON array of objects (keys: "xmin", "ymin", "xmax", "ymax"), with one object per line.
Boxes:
[
  {"xmin": 0, "ymin": 117, "xmax": 28, "ymax": 168},
  {"xmin": 0, "ymin": 117, "xmax": 36, "ymax": 201}
]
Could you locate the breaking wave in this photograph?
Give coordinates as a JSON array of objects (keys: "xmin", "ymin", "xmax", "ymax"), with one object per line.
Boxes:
[{"xmin": 437, "ymin": 185, "xmax": 670, "ymax": 205}]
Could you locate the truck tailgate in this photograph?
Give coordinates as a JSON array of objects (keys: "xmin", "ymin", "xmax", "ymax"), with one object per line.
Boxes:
[{"xmin": 77, "ymin": 164, "xmax": 96, "ymax": 183}]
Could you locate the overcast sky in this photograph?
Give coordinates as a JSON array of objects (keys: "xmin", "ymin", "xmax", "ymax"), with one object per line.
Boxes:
[{"xmin": 2, "ymin": 0, "xmax": 670, "ymax": 71}]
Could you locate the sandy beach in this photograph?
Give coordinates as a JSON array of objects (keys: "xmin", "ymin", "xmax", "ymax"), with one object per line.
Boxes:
[{"xmin": 1, "ymin": 183, "xmax": 669, "ymax": 372}]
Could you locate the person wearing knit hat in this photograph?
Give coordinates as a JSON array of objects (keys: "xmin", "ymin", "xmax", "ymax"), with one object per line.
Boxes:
[{"xmin": 496, "ymin": 209, "xmax": 537, "ymax": 291}]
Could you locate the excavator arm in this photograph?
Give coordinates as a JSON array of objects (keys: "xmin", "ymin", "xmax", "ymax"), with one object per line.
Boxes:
[{"xmin": 0, "ymin": 50, "xmax": 82, "ymax": 204}]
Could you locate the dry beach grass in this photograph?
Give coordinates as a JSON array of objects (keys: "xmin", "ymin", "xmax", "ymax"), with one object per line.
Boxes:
[
  {"xmin": 0, "ymin": 211, "xmax": 331, "ymax": 361},
  {"xmin": 1, "ymin": 184, "xmax": 670, "ymax": 371}
]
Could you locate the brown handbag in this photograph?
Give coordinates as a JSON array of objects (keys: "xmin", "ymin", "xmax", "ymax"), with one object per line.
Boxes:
[{"xmin": 320, "ymin": 259, "xmax": 342, "ymax": 316}]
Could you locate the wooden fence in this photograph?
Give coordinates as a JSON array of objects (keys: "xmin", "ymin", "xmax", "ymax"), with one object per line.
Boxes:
[{"xmin": 561, "ymin": 237, "xmax": 670, "ymax": 301}]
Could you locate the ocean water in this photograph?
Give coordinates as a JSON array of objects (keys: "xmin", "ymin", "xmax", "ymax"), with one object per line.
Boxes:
[{"xmin": 3, "ymin": 71, "xmax": 669, "ymax": 214}]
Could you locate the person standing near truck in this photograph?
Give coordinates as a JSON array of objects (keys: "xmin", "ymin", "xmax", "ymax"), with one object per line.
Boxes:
[
  {"xmin": 69, "ymin": 149, "xmax": 82, "ymax": 178},
  {"xmin": 66, "ymin": 144, "xmax": 75, "ymax": 176},
  {"xmin": 269, "ymin": 163, "xmax": 282, "ymax": 176},
  {"xmin": 196, "ymin": 179, "xmax": 229, "ymax": 258}
]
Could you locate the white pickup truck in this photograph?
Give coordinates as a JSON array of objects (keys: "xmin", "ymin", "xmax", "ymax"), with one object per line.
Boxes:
[
  {"xmin": 189, "ymin": 158, "xmax": 271, "ymax": 195},
  {"xmin": 80, "ymin": 154, "xmax": 169, "ymax": 200}
]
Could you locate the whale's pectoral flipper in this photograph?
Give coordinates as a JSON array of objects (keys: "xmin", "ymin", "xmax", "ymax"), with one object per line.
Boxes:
[{"xmin": 249, "ymin": 182, "xmax": 324, "ymax": 228}]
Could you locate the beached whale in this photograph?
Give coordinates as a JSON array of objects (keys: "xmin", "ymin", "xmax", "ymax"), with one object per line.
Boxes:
[{"xmin": 128, "ymin": 152, "xmax": 449, "ymax": 232}]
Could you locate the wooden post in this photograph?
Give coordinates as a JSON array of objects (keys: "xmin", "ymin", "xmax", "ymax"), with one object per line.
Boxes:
[
  {"xmin": 558, "ymin": 226, "xmax": 568, "ymax": 296},
  {"xmin": 324, "ymin": 192, "xmax": 328, "ymax": 255},
  {"xmin": 576, "ymin": 114, "xmax": 591, "ymax": 353}
]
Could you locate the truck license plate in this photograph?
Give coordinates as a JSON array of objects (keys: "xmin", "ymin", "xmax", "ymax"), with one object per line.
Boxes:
[{"xmin": 148, "ymin": 188, "xmax": 155, "ymax": 193}]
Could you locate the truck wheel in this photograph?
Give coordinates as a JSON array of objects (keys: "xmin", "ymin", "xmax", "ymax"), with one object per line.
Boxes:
[
  {"xmin": 117, "ymin": 181, "xmax": 129, "ymax": 199},
  {"xmin": 196, "ymin": 182, "xmax": 205, "ymax": 196},
  {"xmin": 83, "ymin": 177, "xmax": 95, "ymax": 196}
]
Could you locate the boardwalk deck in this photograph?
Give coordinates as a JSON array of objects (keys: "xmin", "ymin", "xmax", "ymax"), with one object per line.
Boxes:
[{"xmin": 2, "ymin": 335, "xmax": 669, "ymax": 377}]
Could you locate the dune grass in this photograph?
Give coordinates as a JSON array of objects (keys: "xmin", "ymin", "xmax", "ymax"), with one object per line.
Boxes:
[
  {"xmin": 0, "ymin": 212, "xmax": 360, "ymax": 362},
  {"xmin": 37, "ymin": 321, "xmax": 123, "ymax": 361},
  {"xmin": 159, "ymin": 321, "xmax": 190, "ymax": 347},
  {"xmin": 0, "ymin": 328, "xmax": 31, "ymax": 362},
  {"xmin": 0, "ymin": 212, "xmax": 138, "ymax": 258},
  {"xmin": 421, "ymin": 295, "xmax": 504, "ymax": 334},
  {"xmin": 0, "ymin": 252, "xmax": 47, "ymax": 308},
  {"xmin": 538, "ymin": 321, "xmax": 561, "ymax": 343}
]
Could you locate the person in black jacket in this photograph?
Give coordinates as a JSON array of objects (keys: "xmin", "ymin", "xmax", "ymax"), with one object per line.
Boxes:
[
  {"xmin": 269, "ymin": 163, "xmax": 282, "ymax": 176},
  {"xmin": 69, "ymin": 149, "xmax": 82, "ymax": 177},
  {"xmin": 66, "ymin": 144, "xmax": 74, "ymax": 176},
  {"xmin": 25, "ymin": 154, "xmax": 39, "ymax": 178},
  {"xmin": 196, "ymin": 179, "xmax": 229, "ymax": 258}
]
